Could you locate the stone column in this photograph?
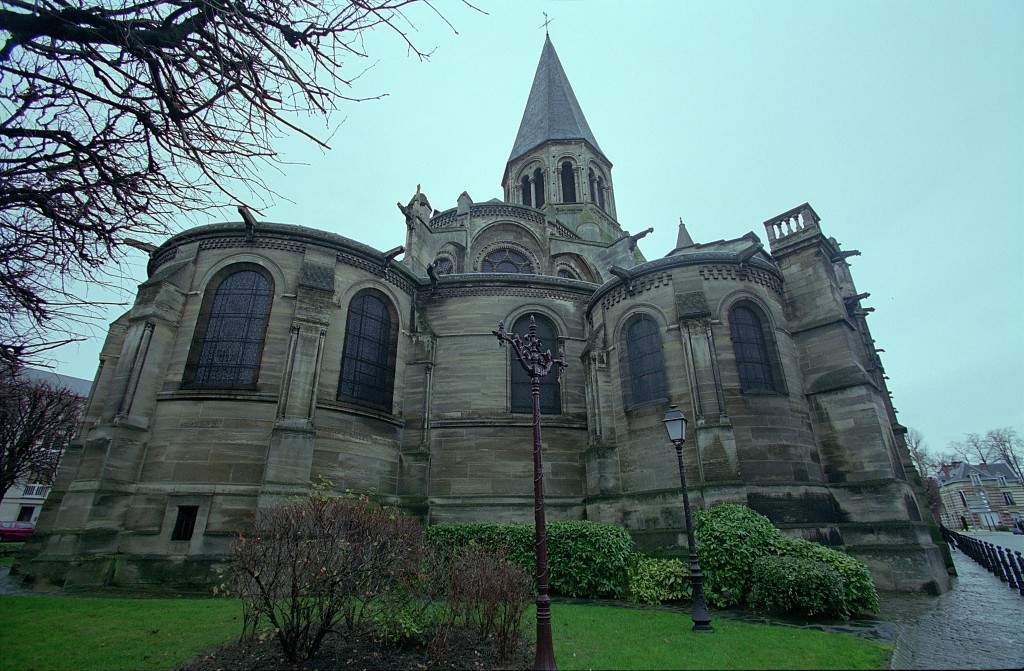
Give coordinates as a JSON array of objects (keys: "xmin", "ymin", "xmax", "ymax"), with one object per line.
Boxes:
[{"xmin": 259, "ymin": 257, "xmax": 334, "ymax": 506}]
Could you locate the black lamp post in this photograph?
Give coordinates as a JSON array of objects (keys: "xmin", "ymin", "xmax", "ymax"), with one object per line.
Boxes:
[
  {"xmin": 494, "ymin": 315, "xmax": 566, "ymax": 671},
  {"xmin": 662, "ymin": 405, "xmax": 713, "ymax": 632}
]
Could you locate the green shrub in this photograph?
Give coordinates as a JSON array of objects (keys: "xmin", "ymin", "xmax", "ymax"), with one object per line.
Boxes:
[
  {"xmin": 627, "ymin": 556, "xmax": 692, "ymax": 605},
  {"xmin": 748, "ymin": 556, "xmax": 846, "ymax": 618},
  {"xmin": 424, "ymin": 520, "xmax": 634, "ymax": 598},
  {"xmin": 693, "ymin": 504, "xmax": 779, "ymax": 608},
  {"xmin": 771, "ymin": 537, "xmax": 879, "ymax": 614}
]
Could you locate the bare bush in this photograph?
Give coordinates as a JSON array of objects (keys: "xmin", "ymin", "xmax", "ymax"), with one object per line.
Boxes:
[
  {"xmin": 224, "ymin": 495, "xmax": 425, "ymax": 662},
  {"xmin": 446, "ymin": 546, "xmax": 530, "ymax": 659}
]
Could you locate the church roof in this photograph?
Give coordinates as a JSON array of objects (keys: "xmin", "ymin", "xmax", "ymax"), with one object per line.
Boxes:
[{"xmin": 508, "ymin": 35, "xmax": 604, "ymax": 164}]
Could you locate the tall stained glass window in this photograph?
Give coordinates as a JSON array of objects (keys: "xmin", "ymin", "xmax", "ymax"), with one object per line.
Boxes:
[
  {"xmin": 338, "ymin": 289, "xmax": 398, "ymax": 412},
  {"xmin": 183, "ymin": 264, "xmax": 273, "ymax": 388},
  {"xmin": 510, "ymin": 314, "xmax": 561, "ymax": 414},
  {"xmin": 729, "ymin": 303, "xmax": 779, "ymax": 392},
  {"xmin": 625, "ymin": 314, "xmax": 667, "ymax": 405}
]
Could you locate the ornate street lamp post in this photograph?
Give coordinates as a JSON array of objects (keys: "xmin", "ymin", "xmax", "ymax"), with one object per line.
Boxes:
[
  {"xmin": 662, "ymin": 405, "xmax": 713, "ymax": 632},
  {"xmin": 494, "ymin": 315, "xmax": 566, "ymax": 671}
]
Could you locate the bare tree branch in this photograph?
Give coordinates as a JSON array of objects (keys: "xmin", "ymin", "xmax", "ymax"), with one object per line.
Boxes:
[{"xmin": 0, "ymin": 0, "xmax": 473, "ymax": 366}]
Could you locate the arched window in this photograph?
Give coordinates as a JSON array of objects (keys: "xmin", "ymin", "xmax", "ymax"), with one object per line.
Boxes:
[
  {"xmin": 728, "ymin": 303, "xmax": 780, "ymax": 393},
  {"xmin": 588, "ymin": 169, "xmax": 597, "ymax": 203},
  {"xmin": 433, "ymin": 256, "xmax": 455, "ymax": 275},
  {"xmin": 521, "ymin": 175, "xmax": 532, "ymax": 207},
  {"xmin": 560, "ymin": 161, "xmax": 577, "ymax": 203},
  {"xmin": 338, "ymin": 289, "xmax": 399, "ymax": 411},
  {"xmin": 510, "ymin": 314, "xmax": 561, "ymax": 414},
  {"xmin": 623, "ymin": 314, "xmax": 667, "ymax": 406},
  {"xmin": 183, "ymin": 264, "xmax": 274, "ymax": 389},
  {"xmin": 533, "ymin": 168, "xmax": 545, "ymax": 207},
  {"xmin": 557, "ymin": 268, "xmax": 578, "ymax": 280},
  {"xmin": 597, "ymin": 177, "xmax": 606, "ymax": 210},
  {"xmin": 481, "ymin": 248, "xmax": 533, "ymax": 273}
]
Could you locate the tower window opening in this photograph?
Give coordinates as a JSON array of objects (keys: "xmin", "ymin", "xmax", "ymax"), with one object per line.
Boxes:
[
  {"xmin": 521, "ymin": 175, "xmax": 532, "ymax": 207},
  {"xmin": 560, "ymin": 161, "xmax": 577, "ymax": 203},
  {"xmin": 597, "ymin": 177, "xmax": 606, "ymax": 210},
  {"xmin": 588, "ymin": 169, "xmax": 597, "ymax": 204},
  {"xmin": 533, "ymin": 168, "xmax": 545, "ymax": 207}
]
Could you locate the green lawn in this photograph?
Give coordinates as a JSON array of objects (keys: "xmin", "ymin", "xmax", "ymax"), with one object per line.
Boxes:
[
  {"xmin": 0, "ymin": 596, "xmax": 243, "ymax": 671},
  {"xmin": 549, "ymin": 604, "xmax": 891, "ymax": 670},
  {"xmin": 0, "ymin": 596, "xmax": 891, "ymax": 671}
]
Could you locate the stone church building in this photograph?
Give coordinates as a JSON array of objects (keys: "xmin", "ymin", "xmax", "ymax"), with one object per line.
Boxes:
[{"xmin": 24, "ymin": 37, "xmax": 950, "ymax": 593}]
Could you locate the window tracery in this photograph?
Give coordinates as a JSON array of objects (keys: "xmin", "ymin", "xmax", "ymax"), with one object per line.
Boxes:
[
  {"xmin": 183, "ymin": 264, "xmax": 273, "ymax": 389},
  {"xmin": 481, "ymin": 247, "xmax": 533, "ymax": 274},
  {"xmin": 728, "ymin": 302, "xmax": 781, "ymax": 393},
  {"xmin": 624, "ymin": 314, "xmax": 667, "ymax": 405},
  {"xmin": 338, "ymin": 289, "xmax": 398, "ymax": 412}
]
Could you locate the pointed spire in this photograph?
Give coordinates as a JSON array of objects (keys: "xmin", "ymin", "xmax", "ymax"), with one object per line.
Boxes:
[
  {"xmin": 508, "ymin": 36, "xmax": 603, "ymax": 163},
  {"xmin": 676, "ymin": 218, "xmax": 695, "ymax": 248}
]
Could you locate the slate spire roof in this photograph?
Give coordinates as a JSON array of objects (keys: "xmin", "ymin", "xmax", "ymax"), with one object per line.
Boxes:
[{"xmin": 508, "ymin": 35, "xmax": 604, "ymax": 163}]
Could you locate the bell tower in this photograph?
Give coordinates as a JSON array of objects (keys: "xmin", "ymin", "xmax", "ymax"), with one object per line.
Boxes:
[{"xmin": 502, "ymin": 36, "xmax": 620, "ymax": 242}]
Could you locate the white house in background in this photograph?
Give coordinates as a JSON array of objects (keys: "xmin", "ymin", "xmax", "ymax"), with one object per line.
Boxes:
[
  {"xmin": 936, "ymin": 461, "xmax": 1024, "ymax": 530},
  {"xmin": 0, "ymin": 369, "xmax": 93, "ymax": 526}
]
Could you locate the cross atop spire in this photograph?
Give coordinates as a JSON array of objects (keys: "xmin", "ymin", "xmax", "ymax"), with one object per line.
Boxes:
[
  {"xmin": 507, "ymin": 35, "xmax": 604, "ymax": 164},
  {"xmin": 539, "ymin": 12, "xmax": 553, "ymax": 37}
]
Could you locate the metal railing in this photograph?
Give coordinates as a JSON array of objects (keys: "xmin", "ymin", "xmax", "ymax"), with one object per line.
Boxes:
[{"xmin": 940, "ymin": 525, "xmax": 1024, "ymax": 597}]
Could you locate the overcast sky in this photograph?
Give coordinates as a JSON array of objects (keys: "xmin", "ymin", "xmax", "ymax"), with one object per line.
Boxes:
[{"xmin": 46, "ymin": 0, "xmax": 1023, "ymax": 453}]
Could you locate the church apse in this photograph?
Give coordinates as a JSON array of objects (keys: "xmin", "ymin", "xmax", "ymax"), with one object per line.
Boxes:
[{"xmin": 21, "ymin": 35, "xmax": 950, "ymax": 595}]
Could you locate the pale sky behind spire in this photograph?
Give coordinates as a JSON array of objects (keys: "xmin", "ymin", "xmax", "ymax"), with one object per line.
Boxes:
[{"xmin": 47, "ymin": 0, "xmax": 1023, "ymax": 453}]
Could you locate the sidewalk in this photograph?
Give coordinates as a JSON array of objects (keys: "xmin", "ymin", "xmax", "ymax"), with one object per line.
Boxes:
[{"xmin": 883, "ymin": 550, "xmax": 1024, "ymax": 669}]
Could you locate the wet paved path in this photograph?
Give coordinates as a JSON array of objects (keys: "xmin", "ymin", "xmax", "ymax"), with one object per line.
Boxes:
[
  {"xmin": 883, "ymin": 549, "xmax": 1023, "ymax": 669},
  {"xmin": 0, "ymin": 565, "xmax": 29, "ymax": 596}
]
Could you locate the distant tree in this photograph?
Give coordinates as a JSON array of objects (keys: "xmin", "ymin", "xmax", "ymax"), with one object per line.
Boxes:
[
  {"xmin": 948, "ymin": 432, "xmax": 993, "ymax": 465},
  {"xmin": 985, "ymin": 428, "xmax": 1023, "ymax": 482},
  {"xmin": 905, "ymin": 428, "xmax": 937, "ymax": 477},
  {"xmin": 0, "ymin": 0, "xmax": 470, "ymax": 365},
  {"xmin": 0, "ymin": 372, "xmax": 83, "ymax": 499}
]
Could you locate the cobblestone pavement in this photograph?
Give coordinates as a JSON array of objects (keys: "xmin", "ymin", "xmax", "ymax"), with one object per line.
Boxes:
[{"xmin": 883, "ymin": 549, "xmax": 1024, "ymax": 670}]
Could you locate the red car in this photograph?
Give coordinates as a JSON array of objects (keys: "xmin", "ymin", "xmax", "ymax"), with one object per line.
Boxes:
[{"xmin": 0, "ymin": 521, "xmax": 34, "ymax": 542}]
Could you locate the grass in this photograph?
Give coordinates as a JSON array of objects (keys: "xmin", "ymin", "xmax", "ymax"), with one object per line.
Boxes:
[
  {"xmin": 547, "ymin": 603, "xmax": 891, "ymax": 670},
  {"xmin": 0, "ymin": 596, "xmax": 243, "ymax": 671},
  {"xmin": 0, "ymin": 596, "xmax": 891, "ymax": 671}
]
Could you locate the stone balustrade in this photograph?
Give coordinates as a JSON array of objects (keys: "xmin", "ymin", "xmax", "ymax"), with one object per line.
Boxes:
[{"xmin": 763, "ymin": 203, "xmax": 821, "ymax": 245}]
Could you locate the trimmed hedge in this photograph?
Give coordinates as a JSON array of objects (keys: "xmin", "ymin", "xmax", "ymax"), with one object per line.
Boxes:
[
  {"xmin": 424, "ymin": 520, "xmax": 634, "ymax": 598},
  {"xmin": 748, "ymin": 556, "xmax": 846, "ymax": 618},
  {"xmin": 771, "ymin": 536, "xmax": 880, "ymax": 614},
  {"xmin": 693, "ymin": 504, "xmax": 779, "ymax": 608},
  {"xmin": 695, "ymin": 503, "xmax": 879, "ymax": 615},
  {"xmin": 627, "ymin": 556, "xmax": 692, "ymax": 605}
]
